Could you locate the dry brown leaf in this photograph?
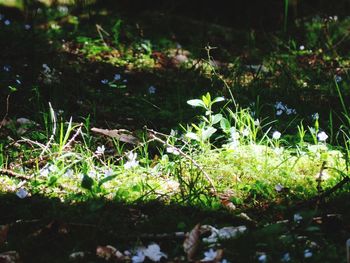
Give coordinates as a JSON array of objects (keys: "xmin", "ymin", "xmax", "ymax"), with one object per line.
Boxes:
[
  {"xmin": 0, "ymin": 251, "xmax": 21, "ymax": 263},
  {"xmin": 91, "ymin": 127, "xmax": 139, "ymax": 145},
  {"xmin": 96, "ymin": 245, "xmax": 124, "ymax": 261},
  {"xmin": 220, "ymin": 199, "xmax": 236, "ymax": 212},
  {"xmin": 183, "ymin": 224, "xmax": 201, "ymax": 261},
  {"xmin": 0, "ymin": 225, "xmax": 9, "ymax": 245}
]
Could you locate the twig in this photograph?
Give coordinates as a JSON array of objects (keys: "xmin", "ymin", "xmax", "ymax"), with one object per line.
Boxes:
[
  {"xmin": 296, "ymin": 175, "xmax": 350, "ymax": 208},
  {"xmin": 0, "ymin": 168, "xmax": 31, "ymax": 180},
  {"xmin": 96, "ymin": 24, "xmax": 110, "ymax": 47},
  {"xmin": 0, "ymin": 95, "xmax": 10, "ymax": 129},
  {"xmin": 316, "ymin": 161, "xmax": 327, "ymax": 194},
  {"xmin": 62, "ymin": 123, "xmax": 83, "ymax": 151},
  {"xmin": 147, "ymin": 131, "xmax": 217, "ymax": 194}
]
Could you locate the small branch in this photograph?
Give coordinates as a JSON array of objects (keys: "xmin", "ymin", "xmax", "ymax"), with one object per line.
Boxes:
[
  {"xmin": 96, "ymin": 24, "xmax": 110, "ymax": 47},
  {"xmin": 148, "ymin": 131, "xmax": 217, "ymax": 194},
  {"xmin": 316, "ymin": 161, "xmax": 327, "ymax": 194},
  {"xmin": 0, "ymin": 95, "xmax": 10, "ymax": 129},
  {"xmin": 62, "ymin": 123, "xmax": 83, "ymax": 151},
  {"xmin": 296, "ymin": 175, "xmax": 350, "ymax": 208},
  {"xmin": 0, "ymin": 168, "xmax": 31, "ymax": 180}
]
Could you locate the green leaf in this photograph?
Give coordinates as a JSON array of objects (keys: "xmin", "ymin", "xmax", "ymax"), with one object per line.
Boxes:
[
  {"xmin": 211, "ymin": 114, "xmax": 223, "ymax": 125},
  {"xmin": 202, "ymin": 93, "xmax": 211, "ymax": 107},
  {"xmin": 185, "ymin": 132, "xmax": 200, "ymax": 141},
  {"xmin": 202, "ymin": 127, "xmax": 217, "ymax": 141},
  {"xmin": 220, "ymin": 118, "xmax": 231, "ymax": 133},
  {"xmin": 187, "ymin": 99, "xmax": 206, "ymax": 108},
  {"xmin": 212, "ymin": 97, "xmax": 225, "ymax": 104},
  {"xmin": 81, "ymin": 174, "xmax": 94, "ymax": 191}
]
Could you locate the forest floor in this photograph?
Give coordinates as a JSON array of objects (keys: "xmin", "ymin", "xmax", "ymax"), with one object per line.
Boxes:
[{"xmin": 0, "ymin": 1, "xmax": 350, "ymax": 262}]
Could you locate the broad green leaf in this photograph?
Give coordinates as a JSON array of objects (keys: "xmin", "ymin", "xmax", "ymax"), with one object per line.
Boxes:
[
  {"xmin": 212, "ymin": 97, "xmax": 225, "ymax": 104},
  {"xmin": 220, "ymin": 118, "xmax": 231, "ymax": 133},
  {"xmin": 202, "ymin": 127, "xmax": 217, "ymax": 141},
  {"xmin": 81, "ymin": 174, "xmax": 94, "ymax": 191},
  {"xmin": 186, "ymin": 132, "xmax": 200, "ymax": 141},
  {"xmin": 211, "ymin": 114, "xmax": 223, "ymax": 125},
  {"xmin": 187, "ymin": 99, "xmax": 206, "ymax": 108}
]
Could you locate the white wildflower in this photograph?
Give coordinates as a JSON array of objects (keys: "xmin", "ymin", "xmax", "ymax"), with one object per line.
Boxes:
[
  {"xmin": 317, "ymin": 131, "xmax": 328, "ymax": 142},
  {"xmin": 275, "ymin": 183, "xmax": 284, "ymax": 192},
  {"xmin": 242, "ymin": 128, "xmax": 250, "ymax": 137},
  {"xmin": 294, "ymin": 213, "xmax": 303, "ymax": 223},
  {"xmin": 201, "ymin": 249, "xmax": 217, "ymax": 262},
  {"xmin": 300, "ymin": 45, "xmax": 305, "ymax": 50},
  {"xmin": 124, "ymin": 152, "xmax": 139, "ymax": 169},
  {"xmin": 114, "ymin": 74, "xmax": 121, "ymax": 80},
  {"xmin": 281, "ymin": 252, "xmax": 291, "ymax": 262},
  {"xmin": 132, "ymin": 250, "xmax": 145, "ymax": 263},
  {"xmin": 16, "ymin": 188, "xmax": 28, "ymax": 199},
  {"xmin": 95, "ymin": 145, "xmax": 105, "ymax": 155},
  {"xmin": 148, "ymin": 85, "xmax": 156, "ymax": 94},
  {"xmin": 272, "ymin": 131, "xmax": 281, "ymax": 140},
  {"xmin": 258, "ymin": 253, "xmax": 267, "ymax": 262},
  {"xmin": 276, "ymin": 110, "xmax": 283, "ymax": 116},
  {"xmin": 166, "ymin": 147, "xmax": 180, "ymax": 155},
  {"xmin": 143, "ymin": 244, "xmax": 167, "ymax": 262},
  {"xmin": 304, "ymin": 249, "xmax": 312, "ymax": 258}
]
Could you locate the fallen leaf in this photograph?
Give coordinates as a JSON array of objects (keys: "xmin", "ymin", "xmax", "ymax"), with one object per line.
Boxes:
[
  {"xmin": 183, "ymin": 224, "xmax": 201, "ymax": 261},
  {"xmin": 91, "ymin": 127, "xmax": 139, "ymax": 145},
  {"xmin": 0, "ymin": 251, "xmax": 21, "ymax": 263},
  {"xmin": 96, "ymin": 245, "xmax": 124, "ymax": 261}
]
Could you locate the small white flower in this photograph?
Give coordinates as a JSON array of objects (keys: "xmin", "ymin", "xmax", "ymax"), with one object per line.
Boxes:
[
  {"xmin": 148, "ymin": 85, "xmax": 156, "ymax": 94},
  {"xmin": 132, "ymin": 250, "xmax": 145, "ymax": 263},
  {"xmin": 281, "ymin": 252, "xmax": 291, "ymax": 262},
  {"xmin": 317, "ymin": 131, "xmax": 328, "ymax": 142},
  {"xmin": 275, "ymin": 183, "xmax": 283, "ymax": 192},
  {"xmin": 242, "ymin": 128, "xmax": 250, "ymax": 137},
  {"xmin": 114, "ymin": 74, "xmax": 121, "ymax": 80},
  {"xmin": 104, "ymin": 168, "xmax": 113, "ymax": 177},
  {"xmin": 63, "ymin": 169, "xmax": 74, "ymax": 177},
  {"xmin": 311, "ymin": 112, "xmax": 319, "ymax": 120},
  {"xmin": 300, "ymin": 45, "xmax": 305, "ymax": 50},
  {"xmin": 16, "ymin": 79, "xmax": 21, "ymax": 85},
  {"xmin": 275, "ymin": 101, "xmax": 285, "ymax": 110},
  {"xmin": 101, "ymin": 79, "xmax": 108, "ymax": 84},
  {"xmin": 201, "ymin": 249, "xmax": 217, "ymax": 262},
  {"xmin": 40, "ymin": 167, "xmax": 50, "ymax": 177},
  {"xmin": 304, "ymin": 249, "xmax": 312, "ymax": 258},
  {"xmin": 335, "ymin": 75, "xmax": 342, "ymax": 83},
  {"xmin": 276, "ymin": 110, "xmax": 283, "ymax": 116},
  {"xmin": 4, "ymin": 19, "xmax": 10, "ymax": 26},
  {"xmin": 272, "ymin": 131, "xmax": 281, "ymax": 140},
  {"xmin": 95, "ymin": 145, "xmax": 105, "ymax": 155},
  {"xmin": 124, "ymin": 152, "xmax": 139, "ymax": 169},
  {"xmin": 17, "ymin": 118, "xmax": 32, "ymax": 125},
  {"xmin": 16, "ymin": 188, "xmax": 28, "ymax": 199},
  {"xmin": 258, "ymin": 253, "xmax": 267, "ymax": 262},
  {"xmin": 24, "ymin": 24, "xmax": 31, "ymax": 30},
  {"xmin": 166, "ymin": 147, "xmax": 180, "ymax": 155},
  {"xmin": 3, "ymin": 65, "xmax": 10, "ymax": 72},
  {"xmin": 294, "ymin": 213, "xmax": 303, "ymax": 223},
  {"xmin": 143, "ymin": 244, "xmax": 167, "ymax": 262},
  {"xmin": 286, "ymin": 108, "xmax": 294, "ymax": 115},
  {"xmin": 254, "ymin": 119, "xmax": 260, "ymax": 126}
]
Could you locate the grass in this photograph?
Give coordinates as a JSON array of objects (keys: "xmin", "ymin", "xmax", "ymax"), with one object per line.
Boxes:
[{"xmin": 0, "ymin": 1, "xmax": 350, "ymax": 262}]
